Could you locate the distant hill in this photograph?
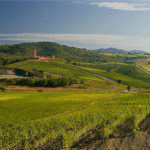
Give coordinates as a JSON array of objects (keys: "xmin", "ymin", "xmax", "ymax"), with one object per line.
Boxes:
[
  {"xmin": 0, "ymin": 42, "xmax": 90, "ymax": 58},
  {"xmin": 130, "ymin": 50, "xmax": 149, "ymax": 54},
  {"xmin": 93, "ymin": 48, "xmax": 149, "ymax": 54},
  {"xmin": 93, "ymin": 48, "xmax": 128, "ymax": 54},
  {"xmin": 0, "ymin": 42, "xmax": 148, "ymax": 63},
  {"xmin": 0, "ymin": 42, "xmax": 115, "ymax": 62}
]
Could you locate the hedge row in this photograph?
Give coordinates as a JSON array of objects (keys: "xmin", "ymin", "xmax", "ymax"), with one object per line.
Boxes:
[{"xmin": 1, "ymin": 77, "xmax": 77, "ymax": 87}]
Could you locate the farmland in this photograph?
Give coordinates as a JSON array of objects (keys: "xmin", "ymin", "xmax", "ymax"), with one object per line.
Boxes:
[
  {"xmin": 8, "ymin": 58, "xmax": 150, "ymax": 88},
  {"xmin": 7, "ymin": 59, "xmax": 124, "ymax": 91},
  {"xmin": 1, "ymin": 91, "xmax": 150, "ymax": 149},
  {"xmin": 1, "ymin": 42, "xmax": 150, "ymax": 149},
  {"xmin": 0, "ymin": 91, "xmax": 117, "ymax": 125},
  {"xmin": 8, "ymin": 60, "xmax": 106, "ymax": 80},
  {"xmin": 69, "ymin": 63, "xmax": 150, "ymax": 88},
  {"xmin": 141, "ymin": 65, "xmax": 150, "ymax": 72}
]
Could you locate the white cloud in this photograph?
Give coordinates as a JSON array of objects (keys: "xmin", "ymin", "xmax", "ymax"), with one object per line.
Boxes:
[
  {"xmin": 89, "ymin": 2, "xmax": 150, "ymax": 11},
  {"xmin": 0, "ymin": 33, "xmax": 150, "ymax": 51}
]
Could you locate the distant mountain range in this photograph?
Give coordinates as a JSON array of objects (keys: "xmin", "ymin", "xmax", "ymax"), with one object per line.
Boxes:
[{"xmin": 93, "ymin": 48, "xmax": 149, "ymax": 54}]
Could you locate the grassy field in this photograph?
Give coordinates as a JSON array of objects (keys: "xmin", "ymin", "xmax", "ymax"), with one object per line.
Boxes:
[{"xmin": 1, "ymin": 91, "xmax": 150, "ymax": 149}]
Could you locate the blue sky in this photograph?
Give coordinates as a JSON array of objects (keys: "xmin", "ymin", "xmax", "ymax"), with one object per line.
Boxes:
[{"xmin": 1, "ymin": 0, "xmax": 150, "ymax": 51}]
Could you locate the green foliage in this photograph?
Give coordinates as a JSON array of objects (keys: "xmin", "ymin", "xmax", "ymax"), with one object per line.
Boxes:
[
  {"xmin": 116, "ymin": 64, "xmax": 150, "ymax": 83},
  {"xmin": 127, "ymin": 85, "xmax": 131, "ymax": 91},
  {"xmin": 15, "ymin": 68, "xmax": 45, "ymax": 78},
  {"xmin": 3, "ymin": 76, "xmax": 77, "ymax": 88},
  {"xmin": 80, "ymin": 79, "xmax": 85, "ymax": 84},
  {"xmin": 0, "ymin": 57, "xmax": 27, "ymax": 66},
  {"xmin": 0, "ymin": 92, "xmax": 150, "ymax": 149},
  {"xmin": 0, "ymin": 42, "xmax": 146, "ymax": 63},
  {"xmin": 77, "ymin": 65, "xmax": 150, "ymax": 88},
  {"xmin": 37, "ymin": 89, "xmax": 43, "ymax": 92},
  {"xmin": 10, "ymin": 59, "xmax": 150, "ymax": 88},
  {"xmin": 67, "ymin": 59, "xmax": 71, "ymax": 63},
  {"xmin": 8, "ymin": 60, "xmax": 104, "ymax": 81},
  {"xmin": 0, "ymin": 86, "xmax": 6, "ymax": 92},
  {"xmin": 118, "ymin": 79, "xmax": 122, "ymax": 84}
]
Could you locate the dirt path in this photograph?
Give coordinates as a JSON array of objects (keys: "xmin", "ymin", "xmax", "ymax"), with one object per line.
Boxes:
[{"xmin": 71, "ymin": 116, "xmax": 150, "ymax": 150}]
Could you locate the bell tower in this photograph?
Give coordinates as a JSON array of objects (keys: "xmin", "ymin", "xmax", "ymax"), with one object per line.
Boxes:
[{"xmin": 34, "ymin": 49, "xmax": 37, "ymax": 57}]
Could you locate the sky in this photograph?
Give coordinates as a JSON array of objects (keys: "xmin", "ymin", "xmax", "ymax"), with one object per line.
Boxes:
[{"xmin": 1, "ymin": 0, "xmax": 150, "ymax": 51}]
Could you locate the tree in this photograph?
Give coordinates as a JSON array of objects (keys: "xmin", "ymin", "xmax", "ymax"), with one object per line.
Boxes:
[
  {"xmin": 58, "ymin": 77, "xmax": 69, "ymax": 87},
  {"xmin": 0, "ymin": 86, "xmax": 6, "ymax": 92},
  {"xmin": 118, "ymin": 80, "xmax": 122, "ymax": 84},
  {"xmin": 106, "ymin": 68, "xmax": 111, "ymax": 72},
  {"xmin": 67, "ymin": 59, "xmax": 71, "ymax": 63},
  {"xmin": 127, "ymin": 85, "xmax": 131, "ymax": 91}
]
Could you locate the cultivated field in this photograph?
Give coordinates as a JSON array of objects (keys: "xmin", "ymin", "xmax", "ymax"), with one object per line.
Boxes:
[
  {"xmin": 76, "ymin": 66, "xmax": 150, "ymax": 88},
  {"xmin": 7, "ymin": 59, "xmax": 124, "ymax": 91},
  {"xmin": 1, "ymin": 91, "xmax": 150, "ymax": 149}
]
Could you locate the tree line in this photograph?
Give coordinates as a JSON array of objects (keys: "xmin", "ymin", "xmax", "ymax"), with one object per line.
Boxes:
[
  {"xmin": 0, "ymin": 57, "xmax": 28, "ymax": 66},
  {"xmin": 1, "ymin": 76, "xmax": 77, "ymax": 87}
]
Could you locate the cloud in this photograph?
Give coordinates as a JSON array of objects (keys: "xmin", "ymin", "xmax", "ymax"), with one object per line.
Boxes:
[
  {"xmin": 89, "ymin": 2, "xmax": 150, "ymax": 11},
  {"xmin": 0, "ymin": 33, "xmax": 150, "ymax": 51}
]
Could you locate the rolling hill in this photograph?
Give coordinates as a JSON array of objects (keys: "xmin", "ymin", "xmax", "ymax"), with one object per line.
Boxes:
[
  {"xmin": 0, "ymin": 42, "xmax": 107, "ymax": 62},
  {"xmin": 0, "ymin": 42, "xmax": 148, "ymax": 63},
  {"xmin": 93, "ymin": 48, "xmax": 149, "ymax": 54}
]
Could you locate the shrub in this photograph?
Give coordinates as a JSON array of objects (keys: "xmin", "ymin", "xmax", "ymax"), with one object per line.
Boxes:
[
  {"xmin": 68, "ymin": 77, "xmax": 77, "ymax": 85},
  {"xmin": 34, "ymin": 79, "xmax": 47, "ymax": 87},
  {"xmin": 37, "ymin": 89, "xmax": 43, "ymax": 92},
  {"xmin": 47, "ymin": 77, "xmax": 58, "ymax": 87},
  {"xmin": 80, "ymin": 79, "xmax": 85, "ymax": 84},
  {"xmin": 118, "ymin": 80, "xmax": 122, "ymax": 84},
  {"xmin": 0, "ymin": 86, "xmax": 6, "ymax": 92},
  {"xmin": 127, "ymin": 85, "xmax": 131, "ymax": 91},
  {"xmin": 58, "ymin": 77, "xmax": 69, "ymax": 87},
  {"xmin": 2, "ymin": 76, "xmax": 77, "ymax": 88}
]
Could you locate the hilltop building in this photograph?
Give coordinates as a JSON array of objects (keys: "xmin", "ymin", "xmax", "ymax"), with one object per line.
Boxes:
[
  {"xmin": 34, "ymin": 49, "xmax": 37, "ymax": 57},
  {"xmin": 33, "ymin": 49, "xmax": 56, "ymax": 60}
]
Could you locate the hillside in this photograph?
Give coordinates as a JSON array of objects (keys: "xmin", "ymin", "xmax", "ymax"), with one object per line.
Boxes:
[
  {"xmin": 0, "ymin": 42, "xmax": 148, "ymax": 63},
  {"xmin": 7, "ymin": 59, "xmax": 124, "ymax": 91},
  {"xmin": 0, "ymin": 42, "xmax": 107, "ymax": 62},
  {"xmin": 93, "ymin": 48, "xmax": 149, "ymax": 54},
  {"xmin": 93, "ymin": 48, "xmax": 128, "ymax": 53}
]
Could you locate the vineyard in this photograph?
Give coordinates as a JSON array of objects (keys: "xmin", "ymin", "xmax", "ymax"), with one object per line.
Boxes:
[
  {"xmin": 7, "ymin": 59, "xmax": 124, "ymax": 91},
  {"xmin": 10, "ymin": 59, "xmax": 150, "ymax": 88},
  {"xmin": 8, "ymin": 60, "xmax": 97, "ymax": 78},
  {"xmin": 74, "ymin": 65, "xmax": 150, "ymax": 88},
  {"xmin": 1, "ymin": 91, "xmax": 150, "ymax": 149}
]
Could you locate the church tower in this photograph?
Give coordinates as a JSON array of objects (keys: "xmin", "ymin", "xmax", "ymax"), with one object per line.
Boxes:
[{"xmin": 34, "ymin": 49, "xmax": 37, "ymax": 57}]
